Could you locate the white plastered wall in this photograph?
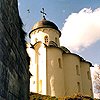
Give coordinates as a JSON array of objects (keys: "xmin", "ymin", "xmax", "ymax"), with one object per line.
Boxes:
[
  {"xmin": 30, "ymin": 28, "xmax": 60, "ymax": 46},
  {"xmin": 63, "ymin": 53, "xmax": 83, "ymax": 96},
  {"xmin": 46, "ymin": 47, "xmax": 65, "ymax": 97},
  {"xmin": 80, "ymin": 61, "xmax": 93, "ymax": 97}
]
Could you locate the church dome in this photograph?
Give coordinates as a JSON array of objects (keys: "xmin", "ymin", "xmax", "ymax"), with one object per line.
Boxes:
[{"xmin": 29, "ymin": 18, "xmax": 61, "ymax": 38}]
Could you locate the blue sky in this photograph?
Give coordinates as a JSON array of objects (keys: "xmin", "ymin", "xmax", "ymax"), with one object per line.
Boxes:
[{"xmin": 18, "ymin": 0, "xmax": 100, "ymax": 65}]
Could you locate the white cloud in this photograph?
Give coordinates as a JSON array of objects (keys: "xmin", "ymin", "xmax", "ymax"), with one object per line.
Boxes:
[{"xmin": 60, "ymin": 8, "xmax": 100, "ymax": 52}]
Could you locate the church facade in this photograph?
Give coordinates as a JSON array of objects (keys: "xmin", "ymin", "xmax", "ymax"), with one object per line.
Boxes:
[{"xmin": 27, "ymin": 17, "xmax": 93, "ymax": 97}]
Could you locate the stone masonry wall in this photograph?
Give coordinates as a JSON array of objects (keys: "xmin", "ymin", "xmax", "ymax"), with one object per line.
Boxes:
[{"xmin": 0, "ymin": 0, "xmax": 29, "ymax": 100}]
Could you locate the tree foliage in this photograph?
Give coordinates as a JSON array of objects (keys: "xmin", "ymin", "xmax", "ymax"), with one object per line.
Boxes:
[{"xmin": 93, "ymin": 65, "xmax": 100, "ymax": 99}]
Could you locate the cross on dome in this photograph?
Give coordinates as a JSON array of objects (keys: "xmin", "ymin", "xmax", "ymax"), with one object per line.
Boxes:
[{"xmin": 40, "ymin": 8, "xmax": 47, "ymax": 19}]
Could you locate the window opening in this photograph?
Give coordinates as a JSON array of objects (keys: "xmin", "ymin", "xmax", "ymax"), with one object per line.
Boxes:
[
  {"xmin": 35, "ymin": 38, "xmax": 38, "ymax": 42},
  {"xmin": 55, "ymin": 37, "xmax": 57, "ymax": 43},
  {"xmin": 58, "ymin": 58, "xmax": 62, "ymax": 68},
  {"xmin": 76, "ymin": 65, "xmax": 80, "ymax": 75},
  {"xmin": 44, "ymin": 36, "xmax": 48, "ymax": 44},
  {"xmin": 77, "ymin": 82, "xmax": 80, "ymax": 92},
  {"xmin": 87, "ymin": 71, "xmax": 91, "ymax": 80},
  {"xmin": 39, "ymin": 80, "xmax": 42, "ymax": 93}
]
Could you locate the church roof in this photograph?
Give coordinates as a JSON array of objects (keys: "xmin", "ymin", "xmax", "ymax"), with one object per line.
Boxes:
[
  {"xmin": 29, "ymin": 18, "xmax": 61, "ymax": 38},
  {"xmin": 60, "ymin": 46, "xmax": 70, "ymax": 53}
]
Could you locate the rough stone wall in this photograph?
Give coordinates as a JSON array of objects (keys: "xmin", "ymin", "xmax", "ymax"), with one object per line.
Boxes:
[{"xmin": 0, "ymin": 0, "xmax": 29, "ymax": 100}]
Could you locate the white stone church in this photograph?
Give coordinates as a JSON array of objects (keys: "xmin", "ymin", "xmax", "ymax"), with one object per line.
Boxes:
[{"xmin": 27, "ymin": 16, "xmax": 93, "ymax": 97}]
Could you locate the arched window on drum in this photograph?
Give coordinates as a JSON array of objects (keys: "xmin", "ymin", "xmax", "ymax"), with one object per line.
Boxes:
[{"xmin": 44, "ymin": 36, "xmax": 48, "ymax": 44}]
